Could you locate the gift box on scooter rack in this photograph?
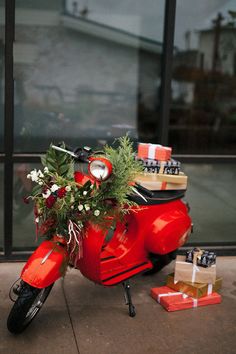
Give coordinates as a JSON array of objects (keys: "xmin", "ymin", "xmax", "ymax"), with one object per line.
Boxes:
[
  {"xmin": 151, "ymin": 286, "xmax": 222, "ymax": 312},
  {"xmin": 134, "ymin": 172, "xmax": 188, "ymax": 191},
  {"xmin": 137, "ymin": 143, "xmax": 172, "ymax": 161},
  {"xmin": 166, "ymin": 273, "xmax": 222, "ymax": 299},
  {"xmin": 137, "ymin": 158, "xmax": 181, "ymax": 175}
]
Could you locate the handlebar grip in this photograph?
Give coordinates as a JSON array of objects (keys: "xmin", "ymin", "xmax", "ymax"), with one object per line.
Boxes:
[
  {"xmin": 51, "ymin": 145, "xmax": 93, "ymax": 162},
  {"xmin": 51, "ymin": 145, "xmax": 78, "ymax": 158}
]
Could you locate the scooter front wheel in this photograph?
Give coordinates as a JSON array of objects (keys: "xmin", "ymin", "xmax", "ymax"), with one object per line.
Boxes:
[{"xmin": 7, "ymin": 281, "xmax": 53, "ymax": 334}]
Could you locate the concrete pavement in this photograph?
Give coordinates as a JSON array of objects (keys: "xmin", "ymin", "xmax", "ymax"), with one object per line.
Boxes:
[{"xmin": 0, "ymin": 257, "xmax": 236, "ymax": 354}]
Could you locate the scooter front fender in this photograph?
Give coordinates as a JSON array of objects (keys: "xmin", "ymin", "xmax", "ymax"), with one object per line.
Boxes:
[{"xmin": 21, "ymin": 240, "xmax": 69, "ymax": 289}]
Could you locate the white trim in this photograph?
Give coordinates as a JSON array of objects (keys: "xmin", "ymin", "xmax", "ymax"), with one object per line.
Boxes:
[{"xmin": 61, "ymin": 15, "xmax": 162, "ymax": 53}]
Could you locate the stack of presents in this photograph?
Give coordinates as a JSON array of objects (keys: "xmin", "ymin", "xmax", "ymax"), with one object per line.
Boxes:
[
  {"xmin": 137, "ymin": 143, "xmax": 222, "ymax": 310},
  {"xmin": 135, "ymin": 143, "xmax": 187, "ymax": 191},
  {"xmin": 151, "ymin": 248, "xmax": 222, "ymax": 311}
]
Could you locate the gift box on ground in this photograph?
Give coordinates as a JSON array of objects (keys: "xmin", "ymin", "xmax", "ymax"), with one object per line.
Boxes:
[
  {"xmin": 174, "ymin": 255, "xmax": 216, "ymax": 284},
  {"xmin": 138, "ymin": 143, "xmax": 172, "ymax": 161},
  {"xmin": 151, "ymin": 285, "xmax": 184, "ymax": 304},
  {"xmin": 151, "ymin": 286, "xmax": 221, "ymax": 312},
  {"xmin": 166, "ymin": 273, "xmax": 222, "ymax": 298}
]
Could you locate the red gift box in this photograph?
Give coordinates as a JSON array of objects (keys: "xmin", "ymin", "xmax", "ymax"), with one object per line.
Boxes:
[
  {"xmin": 138, "ymin": 143, "xmax": 172, "ymax": 161},
  {"xmin": 151, "ymin": 286, "xmax": 221, "ymax": 312}
]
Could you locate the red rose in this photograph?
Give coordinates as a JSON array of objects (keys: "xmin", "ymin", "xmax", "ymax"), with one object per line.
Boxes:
[
  {"xmin": 39, "ymin": 217, "xmax": 56, "ymax": 235},
  {"xmin": 57, "ymin": 187, "xmax": 66, "ymax": 199},
  {"xmin": 45, "ymin": 195, "xmax": 56, "ymax": 208},
  {"xmin": 23, "ymin": 196, "xmax": 30, "ymax": 204}
]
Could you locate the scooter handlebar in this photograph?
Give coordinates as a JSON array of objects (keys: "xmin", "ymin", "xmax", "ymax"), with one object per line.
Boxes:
[{"xmin": 51, "ymin": 144, "xmax": 93, "ymax": 162}]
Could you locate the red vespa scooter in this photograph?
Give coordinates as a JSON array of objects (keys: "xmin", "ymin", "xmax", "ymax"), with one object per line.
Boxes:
[{"xmin": 7, "ymin": 145, "xmax": 192, "ymax": 334}]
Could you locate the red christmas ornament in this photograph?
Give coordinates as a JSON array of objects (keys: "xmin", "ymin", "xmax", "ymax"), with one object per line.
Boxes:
[
  {"xmin": 45, "ymin": 195, "xmax": 56, "ymax": 208},
  {"xmin": 57, "ymin": 187, "xmax": 66, "ymax": 199}
]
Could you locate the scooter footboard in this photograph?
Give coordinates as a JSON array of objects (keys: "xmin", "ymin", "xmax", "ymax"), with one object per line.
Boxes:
[
  {"xmin": 76, "ymin": 223, "xmax": 107, "ymax": 283},
  {"xmin": 21, "ymin": 240, "xmax": 69, "ymax": 289}
]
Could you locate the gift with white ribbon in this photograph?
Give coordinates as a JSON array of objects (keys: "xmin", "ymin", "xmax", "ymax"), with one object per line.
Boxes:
[
  {"xmin": 137, "ymin": 143, "xmax": 172, "ymax": 161},
  {"xmin": 151, "ymin": 285, "xmax": 221, "ymax": 312},
  {"xmin": 174, "ymin": 255, "xmax": 216, "ymax": 284},
  {"xmin": 166, "ymin": 273, "xmax": 222, "ymax": 298},
  {"xmin": 157, "ymin": 291, "xmax": 188, "ymax": 303}
]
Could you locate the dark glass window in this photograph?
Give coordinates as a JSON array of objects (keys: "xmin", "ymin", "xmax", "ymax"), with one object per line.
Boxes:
[
  {"xmin": 170, "ymin": 0, "xmax": 236, "ymax": 154},
  {"xmin": 14, "ymin": 0, "xmax": 165, "ymax": 152},
  {"xmin": 0, "ymin": 0, "xmax": 4, "ymax": 152},
  {"xmin": 0, "ymin": 0, "xmax": 4, "ymax": 252},
  {"xmin": 0, "ymin": 163, "xmax": 3, "ymax": 251},
  {"xmin": 13, "ymin": 163, "xmax": 37, "ymax": 250},
  {"xmin": 12, "ymin": 0, "xmax": 165, "ymax": 250},
  {"xmin": 183, "ymin": 163, "xmax": 236, "ymax": 244}
]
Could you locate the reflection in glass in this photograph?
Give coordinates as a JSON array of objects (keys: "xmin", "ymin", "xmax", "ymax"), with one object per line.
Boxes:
[
  {"xmin": 0, "ymin": 164, "xmax": 3, "ymax": 250},
  {"xmin": 170, "ymin": 1, "xmax": 236, "ymax": 154},
  {"xmin": 14, "ymin": 0, "xmax": 164, "ymax": 152},
  {"xmin": 0, "ymin": 1, "xmax": 4, "ymax": 151},
  {"xmin": 183, "ymin": 163, "xmax": 236, "ymax": 244},
  {"xmin": 13, "ymin": 163, "xmax": 38, "ymax": 250}
]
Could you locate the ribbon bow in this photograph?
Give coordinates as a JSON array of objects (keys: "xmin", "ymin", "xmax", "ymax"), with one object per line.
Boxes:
[{"xmin": 67, "ymin": 220, "xmax": 84, "ymax": 265}]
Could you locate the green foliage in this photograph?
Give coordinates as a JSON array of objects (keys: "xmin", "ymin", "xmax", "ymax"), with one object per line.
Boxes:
[
  {"xmin": 41, "ymin": 143, "xmax": 73, "ymax": 179},
  {"xmin": 99, "ymin": 135, "xmax": 143, "ymax": 208},
  {"xmin": 28, "ymin": 136, "xmax": 143, "ymax": 239}
]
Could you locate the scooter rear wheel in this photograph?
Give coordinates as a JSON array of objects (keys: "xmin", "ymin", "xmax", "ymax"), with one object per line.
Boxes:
[
  {"xmin": 7, "ymin": 281, "xmax": 53, "ymax": 334},
  {"xmin": 143, "ymin": 250, "xmax": 177, "ymax": 275}
]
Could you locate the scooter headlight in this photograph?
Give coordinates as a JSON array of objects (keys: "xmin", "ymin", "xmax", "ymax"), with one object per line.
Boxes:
[{"xmin": 88, "ymin": 157, "xmax": 112, "ymax": 181}]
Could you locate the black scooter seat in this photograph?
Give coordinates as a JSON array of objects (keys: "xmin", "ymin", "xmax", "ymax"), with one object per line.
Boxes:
[{"xmin": 129, "ymin": 189, "xmax": 186, "ymax": 205}]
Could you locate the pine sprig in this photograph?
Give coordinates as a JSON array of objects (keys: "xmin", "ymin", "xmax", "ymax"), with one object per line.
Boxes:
[{"xmin": 100, "ymin": 136, "xmax": 143, "ymax": 208}]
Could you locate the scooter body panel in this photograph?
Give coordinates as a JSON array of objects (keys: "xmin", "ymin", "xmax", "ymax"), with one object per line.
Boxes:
[
  {"xmin": 21, "ymin": 240, "xmax": 68, "ymax": 289},
  {"xmin": 144, "ymin": 200, "xmax": 192, "ymax": 254},
  {"xmin": 76, "ymin": 199, "xmax": 191, "ymax": 286},
  {"xmin": 76, "ymin": 223, "xmax": 107, "ymax": 283}
]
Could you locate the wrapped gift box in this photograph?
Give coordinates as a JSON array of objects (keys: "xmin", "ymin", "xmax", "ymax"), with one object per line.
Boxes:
[
  {"xmin": 134, "ymin": 172, "xmax": 188, "ymax": 191},
  {"xmin": 166, "ymin": 273, "xmax": 222, "ymax": 298},
  {"xmin": 151, "ymin": 285, "xmax": 184, "ymax": 303},
  {"xmin": 136, "ymin": 180, "xmax": 187, "ymax": 191},
  {"xmin": 137, "ymin": 158, "xmax": 181, "ymax": 175},
  {"xmin": 174, "ymin": 255, "xmax": 216, "ymax": 284},
  {"xmin": 138, "ymin": 143, "xmax": 172, "ymax": 161},
  {"xmin": 151, "ymin": 286, "xmax": 221, "ymax": 312}
]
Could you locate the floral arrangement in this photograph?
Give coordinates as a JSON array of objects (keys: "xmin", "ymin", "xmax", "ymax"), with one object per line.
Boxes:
[{"xmin": 25, "ymin": 136, "xmax": 143, "ymax": 260}]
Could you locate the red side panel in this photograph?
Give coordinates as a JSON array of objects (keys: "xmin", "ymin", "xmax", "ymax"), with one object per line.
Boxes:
[
  {"xmin": 21, "ymin": 240, "xmax": 69, "ymax": 289},
  {"xmin": 144, "ymin": 200, "xmax": 192, "ymax": 254},
  {"xmin": 75, "ymin": 223, "xmax": 106, "ymax": 283}
]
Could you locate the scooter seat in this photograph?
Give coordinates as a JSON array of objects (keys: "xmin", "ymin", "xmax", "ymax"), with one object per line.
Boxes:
[{"xmin": 129, "ymin": 189, "xmax": 186, "ymax": 205}]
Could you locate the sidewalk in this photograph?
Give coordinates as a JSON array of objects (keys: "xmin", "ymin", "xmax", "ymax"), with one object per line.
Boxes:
[{"xmin": 0, "ymin": 257, "xmax": 236, "ymax": 354}]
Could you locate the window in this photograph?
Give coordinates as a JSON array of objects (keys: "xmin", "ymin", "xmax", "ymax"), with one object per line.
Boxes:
[
  {"xmin": 0, "ymin": 0, "xmax": 4, "ymax": 152},
  {"xmin": 14, "ymin": 0, "xmax": 165, "ymax": 152},
  {"xmin": 170, "ymin": 0, "xmax": 236, "ymax": 154}
]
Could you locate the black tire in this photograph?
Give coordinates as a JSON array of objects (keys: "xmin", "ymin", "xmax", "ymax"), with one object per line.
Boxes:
[
  {"xmin": 7, "ymin": 281, "xmax": 53, "ymax": 334},
  {"xmin": 143, "ymin": 250, "xmax": 177, "ymax": 276}
]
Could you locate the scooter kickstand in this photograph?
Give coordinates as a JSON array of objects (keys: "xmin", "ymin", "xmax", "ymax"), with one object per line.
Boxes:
[{"xmin": 122, "ymin": 281, "xmax": 136, "ymax": 317}]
